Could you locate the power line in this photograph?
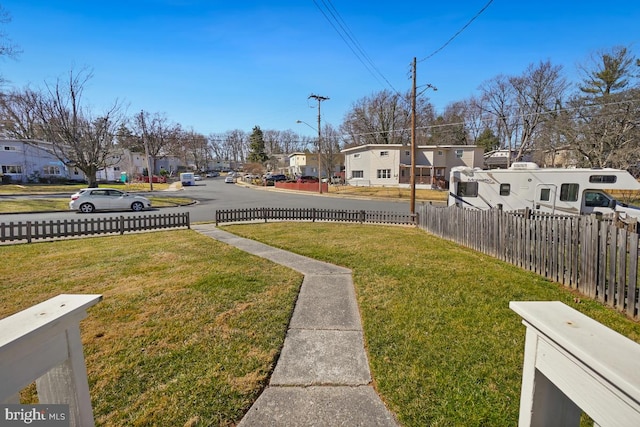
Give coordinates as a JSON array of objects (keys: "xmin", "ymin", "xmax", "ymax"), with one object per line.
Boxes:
[
  {"xmin": 312, "ymin": 0, "xmax": 399, "ymax": 93},
  {"xmin": 419, "ymin": 0, "xmax": 494, "ymax": 63}
]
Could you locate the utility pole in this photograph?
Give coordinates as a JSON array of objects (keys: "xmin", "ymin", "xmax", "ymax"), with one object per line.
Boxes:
[
  {"xmin": 140, "ymin": 110, "xmax": 153, "ymax": 192},
  {"xmin": 308, "ymin": 94, "xmax": 329, "ymax": 194},
  {"xmin": 410, "ymin": 58, "xmax": 417, "ymax": 214}
]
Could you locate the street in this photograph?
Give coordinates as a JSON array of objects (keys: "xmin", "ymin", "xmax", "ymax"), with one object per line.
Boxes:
[{"xmin": 0, "ymin": 177, "xmax": 429, "ymax": 224}]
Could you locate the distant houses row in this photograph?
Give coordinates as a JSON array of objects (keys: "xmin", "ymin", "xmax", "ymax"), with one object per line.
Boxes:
[{"xmin": 1, "ymin": 139, "xmax": 489, "ymax": 188}]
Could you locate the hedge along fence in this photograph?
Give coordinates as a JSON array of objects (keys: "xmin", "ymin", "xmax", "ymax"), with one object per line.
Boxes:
[
  {"xmin": 416, "ymin": 203, "xmax": 639, "ymax": 319},
  {"xmin": 0, "ymin": 212, "xmax": 190, "ymax": 244},
  {"xmin": 215, "ymin": 207, "xmax": 416, "ymax": 226}
]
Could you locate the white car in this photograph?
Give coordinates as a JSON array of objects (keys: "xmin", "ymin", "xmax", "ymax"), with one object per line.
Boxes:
[
  {"xmin": 224, "ymin": 175, "xmax": 235, "ymax": 183},
  {"xmin": 194, "ymin": 174, "xmax": 202, "ymax": 181},
  {"xmin": 69, "ymin": 188, "xmax": 152, "ymax": 213}
]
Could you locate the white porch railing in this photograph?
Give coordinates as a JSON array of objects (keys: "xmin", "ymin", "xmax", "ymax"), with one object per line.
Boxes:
[
  {"xmin": 0, "ymin": 294, "xmax": 102, "ymax": 427},
  {"xmin": 510, "ymin": 301, "xmax": 640, "ymax": 427}
]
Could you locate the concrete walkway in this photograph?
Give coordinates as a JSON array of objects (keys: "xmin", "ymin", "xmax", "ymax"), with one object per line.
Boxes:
[{"xmin": 192, "ymin": 224, "xmax": 399, "ymax": 426}]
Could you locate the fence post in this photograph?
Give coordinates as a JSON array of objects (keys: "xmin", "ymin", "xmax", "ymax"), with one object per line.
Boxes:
[
  {"xmin": 26, "ymin": 221, "xmax": 32, "ymax": 243},
  {"xmin": 0, "ymin": 294, "xmax": 102, "ymax": 427}
]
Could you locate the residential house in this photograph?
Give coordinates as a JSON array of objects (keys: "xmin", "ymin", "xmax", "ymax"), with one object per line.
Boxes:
[
  {"xmin": 288, "ymin": 152, "xmax": 344, "ymax": 179},
  {"xmin": 342, "ymin": 144, "xmax": 483, "ymax": 189},
  {"xmin": 0, "ymin": 139, "xmax": 86, "ymax": 183}
]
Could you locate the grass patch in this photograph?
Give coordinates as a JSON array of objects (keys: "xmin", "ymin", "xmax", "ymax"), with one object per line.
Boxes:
[
  {"xmin": 3, "ymin": 223, "xmax": 639, "ymax": 426},
  {"xmin": 0, "ymin": 231, "xmax": 302, "ymax": 426},
  {"xmin": 223, "ymin": 222, "xmax": 640, "ymax": 427},
  {"xmin": 0, "ymin": 196, "xmax": 193, "ymax": 213},
  {"xmin": 328, "ymin": 185, "xmax": 448, "ymax": 201}
]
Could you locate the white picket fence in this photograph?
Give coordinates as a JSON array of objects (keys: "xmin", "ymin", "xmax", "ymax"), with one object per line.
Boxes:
[{"xmin": 0, "ymin": 294, "xmax": 102, "ymax": 427}]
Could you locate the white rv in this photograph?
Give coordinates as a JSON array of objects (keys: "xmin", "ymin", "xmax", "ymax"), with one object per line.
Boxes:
[
  {"xmin": 448, "ymin": 162, "xmax": 640, "ymax": 218},
  {"xmin": 180, "ymin": 172, "xmax": 195, "ymax": 186}
]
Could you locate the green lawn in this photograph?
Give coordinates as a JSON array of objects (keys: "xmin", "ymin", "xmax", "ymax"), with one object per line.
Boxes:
[
  {"xmin": 223, "ymin": 222, "xmax": 640, "ymax": 427},
  {"xmin": 1, "ymin": 223, "xmax": 639, "ymax": 426}
]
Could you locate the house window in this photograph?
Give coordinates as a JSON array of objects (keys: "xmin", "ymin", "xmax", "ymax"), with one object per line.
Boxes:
[
  {"xmin": 405, "ymin": 151, "xmax": 410, "ymax": 156},
  {"xmin": 353, "ymin": 153, "xmax": 361, "ymax": 159},
  {"xmin": 500, "ymin": 183, "xmax": 510, "ymax": 196},
  {"xmin": 377, "ymin": 169, "xmax": 391, "ymax": 179},
  {"xmin": 1, "ymin": 165, "xmax": 22, "ymax": 174},
  {"xmin": 560, "ymin": 183, "xmax": 579, "ymax": 202},
  {"xmin": 455, "ymin": 149, "xmax": 463, "ymax": 158},
  {"xmin": 380, "ymin": 151, "xmax": 389, "ymax": 157},
  {"xmin": 43, "ymin": 166, "xmax": 61, "ymax": 175},
  {"xmin": 352, "ymin": 170, "xmax": 364, "ymax": 178},
  {"xmin": 3, "ymin": 146, "xmax": 16, "ymax": 151},
  {"xmin": 437, "ymin": 150, "xmax": 443, "ymax": 156},
  {"xmin": 456, "ymin": 182, "xmax": 478, "ymax": 197}
]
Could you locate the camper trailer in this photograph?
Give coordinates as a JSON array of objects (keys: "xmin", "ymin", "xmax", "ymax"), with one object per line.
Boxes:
[{"xmin": 448, "ymin": 162, "xmax": 640, "ymax": 219}]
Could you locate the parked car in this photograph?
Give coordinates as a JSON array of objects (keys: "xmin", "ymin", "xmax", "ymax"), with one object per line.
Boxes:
[
  {"xmin": 224, "ymin": 175, "xmax": 235, "ymax": 184},
  {"xmin": 298, "ymin": 175, "xmax": 319, "ymax": 183},
  {"xmin": 194, "ymin": 174, "xmax": 202, "ymax": 181},
  {"xmin": 205, "ymin": 171, "xmax": 220, "ymax": 178},
  {"xmin": 263, "ymin": 174, "xmax": 287, "ymax": 186},
  {"xmin": 69, "ymin": 188, "xmax": 152, "ymax": 213}
]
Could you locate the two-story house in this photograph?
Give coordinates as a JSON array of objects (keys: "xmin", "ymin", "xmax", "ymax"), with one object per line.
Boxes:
[
  {"xmin": 342, "ymin": 144, "xmax": 483, "ymax": 189},
  {"xmin": 0, "ymin": 139, "xmax": 86, "ymax": 183},
  {"xmin": 288, "ymin": 152, "xmax": 344, "ymax": 179}
]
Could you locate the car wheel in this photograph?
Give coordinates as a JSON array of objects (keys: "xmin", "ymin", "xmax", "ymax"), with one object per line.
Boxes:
[
  {"xmin": 131, "ymin": 201, "xmax": 144, "ymax": 212},
  {"xmin": 79, "ymin": 203, "xmax": 95, "ymax": 213}
]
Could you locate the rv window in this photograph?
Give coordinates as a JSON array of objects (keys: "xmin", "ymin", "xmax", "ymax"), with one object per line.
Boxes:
[
  {"xmin": 589, "ymin": 175, "xmax": 617, "ymax": 184},
  {"xmin": 457, "ymin": 181, "xmax": 478, "ymax": 197},
  {"xmin": 560, "ymin": 183, "xmax": 579, "ymax": 202},
  {"xmin": 500, "ymin": 183, "xmax": 510, "ymax": 196},
  {"xmin": 540, "ymin": 188, "xmax": 551, "ymax": 201}
]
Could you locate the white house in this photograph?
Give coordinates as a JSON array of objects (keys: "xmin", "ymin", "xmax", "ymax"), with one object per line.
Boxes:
[
  {"xmin": 0, "ymin": 139, "xmax": 86, "ymax": 183},
  {"xmin": 288, "ymin": 152, "xmax": 343, "ymax": 178},
  {"xmin": 342, "ymin": 144, "xmax": 484, "ymax": 188}
]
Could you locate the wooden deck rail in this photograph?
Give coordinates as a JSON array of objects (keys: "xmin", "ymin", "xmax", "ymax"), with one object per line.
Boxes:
[
  {"xmin": 510, "ymin": 301, "xmax": 640, "ymax": 427},
  {"xmin": 0, "ymin": 294, "xmax": 103, "ymax": 427}
]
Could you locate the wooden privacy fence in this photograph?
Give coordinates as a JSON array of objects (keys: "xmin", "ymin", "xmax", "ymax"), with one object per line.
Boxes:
[
  {"xmin": 0, "ymin": 212, "xmax": 190, "ymax": 244},
  {"xmin": 417, "ymin": 204, "xmax": 639, "ymax": 319},
  {"xmin": 215, "ymin": 207, "xmax": 416, "ymax": 226}
]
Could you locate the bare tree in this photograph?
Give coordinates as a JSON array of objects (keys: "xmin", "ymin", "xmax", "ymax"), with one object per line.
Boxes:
[
  {"xmin": 341, "ymin": 90, "xmax": 434, "ymax": 146},
  {"xmin": 128, "ymin": 110, "xmax": 181, "ymax": 175},
  {"xmin": 477, "ymin": 75, "xmax": 518, "ymax": 159},
  {"xmin": 35, "ymin": 69, "xmax": 123, "ymax": 187},
  {"xmin": 0, "ymin": 87, "xmax": 47, "ymax": 139},
  {"xmin": 321, "ymin": 123, "xmax": 343, "ymax": 179},
  {"xmin": 0, "ymin": 5, "xmax": 21, "ymax": 84},
  {"xmin": 180, "ymin": 129, "xmax": 209, "ymax": 171},
  {"xmin": 509, "ymin": 61, "xmax": 568, "ymax": 161},
  {"xmin": 428, "ymin": 101, "xmax": 468, "ymax": 145}
]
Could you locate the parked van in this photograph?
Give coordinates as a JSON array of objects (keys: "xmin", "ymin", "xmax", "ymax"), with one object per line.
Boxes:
[
  {"xmin": 448, "ymin": 162, "xmax": 640, "ymax": 219},
  {"xmin": 180, "ymin": 172, "xmax": 195, "ymax": 186}
]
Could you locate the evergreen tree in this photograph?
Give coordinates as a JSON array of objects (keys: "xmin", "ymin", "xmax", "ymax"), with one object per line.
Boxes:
[{"xmin": 247, "ymin": 126, "xmax": 269, "ymax": 163}]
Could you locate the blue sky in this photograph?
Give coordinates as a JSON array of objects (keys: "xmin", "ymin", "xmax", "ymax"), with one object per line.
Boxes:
[{"xmin": 1, "ymin": 1, "xmax": 638, "ymax": 138}]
